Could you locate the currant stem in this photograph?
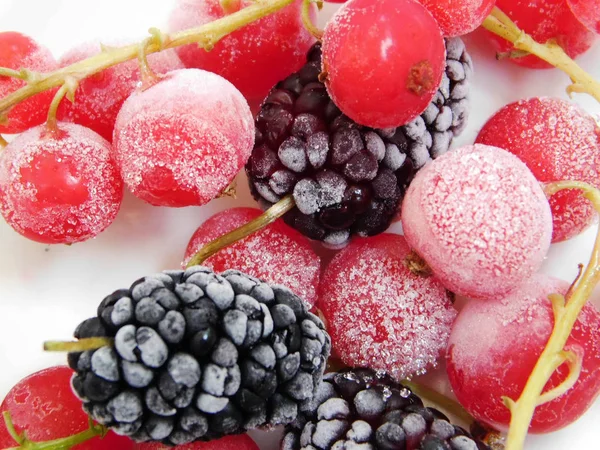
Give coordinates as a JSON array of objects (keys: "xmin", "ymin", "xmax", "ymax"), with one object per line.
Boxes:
[
  {"xmin": 137, "ymin": 28, "xmax": 167, "ymax": 89},
  {"xmin": 0, "ymin": 0, "xmax": 296, "ymax": 117},
  {"xmin": 0, "ymin": 135, "xmax": 7, "ymax": 149},
  {"xmin": 2, "ymin": 411, "xmax": 107, "ymax": 450},
  {"xmin": 503, "ymin": 181, "xmax": 600, "ymax": 450},
  {"xmin": 186, "ymin": 194, "xmax": 296, "ymax": 268},
  {"xmin": 301, "ymin": 0, "xmax": 323, "ymax": 40},
  {"xmin": 45, "ymin": 79, "xmax": 74, "ymax": 133},
  {"xmin": 481, "ymin": 6, "xmax": 600, "ymax": 103},
  {"xmin": 43, "ymin": 337, "xmax": 114, "ymax": 352}
]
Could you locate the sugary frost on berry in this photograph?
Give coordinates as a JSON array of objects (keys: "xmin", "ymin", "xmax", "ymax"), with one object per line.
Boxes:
[
  {"xmin": 0, "ymin": 123, "xmax": 123, "ymax": 244},
  {"xmin": 447, "ymin": 274, "xmax": 600, "ymax": 433},
  {"xmin": 568, "ymin": 0, "xmax": 600, "ymax": 33},
  {"xmin": 319, "ymin": 234, "xmax": 456, "ymax": 380},
  {"xmin": 58, "ymin": 40, "xmax": 184, "ymax": 141},
  {"xmin": 489, "ymin": 0, "xmax": 595, "ymax": 69},
  {"xmin": 401, "ymin": 144, "xmax": 552, "ymax": 300},
  {"xmin": 113, "ymin": 69, "xmax": 254, "ymax": 207},
  {"xmin": 168, "ymin": 0, "xmax": 315, "ymax": 102},
  {"xmin": 415, "ymin": 0, "xmax": 496, "ymax": 36},
  {"xmin": 476, "ymin": 97, "xmax": 600, "ymax": 242},
  {"xmin": 183, "ymin": 208, "xmax": 320, "ymax": 307},
  {"xmin": 0, "ymin": 32, "xmax": 57, "ymax": 134}
]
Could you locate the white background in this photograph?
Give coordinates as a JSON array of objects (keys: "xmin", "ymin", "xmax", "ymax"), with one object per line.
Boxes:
[{"xmin": 0, "ymin": 0, "xmax": 599, "ymax": 449}]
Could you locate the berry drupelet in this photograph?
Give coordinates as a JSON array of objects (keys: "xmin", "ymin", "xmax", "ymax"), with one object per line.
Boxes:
[
  {"xmin": 247, "ymin": 39, "xmax": 472, "ymax": 246},
  {"xmin": 67, "ymin": 267, "xmax": 331, "ymax": 445},
  {"xmin": 282, "ymin": 368, "xmax": 491, "ymax": 450}
]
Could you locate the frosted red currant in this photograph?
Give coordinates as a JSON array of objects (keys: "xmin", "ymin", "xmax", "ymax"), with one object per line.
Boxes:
[
  {"xmin": 568, "ymin": 0, "xmax": 600, "ymax": 33},
  {"xmin": 415, "ymin": 0, "xmax": 496, "ymax": 36}
]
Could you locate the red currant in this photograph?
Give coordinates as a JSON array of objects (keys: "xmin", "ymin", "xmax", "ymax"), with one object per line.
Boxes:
[
  {"xmin": 168, "ymin": 0, "xmax": 316, "ymax": 103},
  {"xmin": 476, "ymin": 97, "xmax": 600, "ymax": 243},
  {"xmin": 0, "ymin": 32, "xmax": 57, "ymax": 134},
  {"xmin": 0, "ymin": 366, "xmax": 133, "ymax": 449},
  {"xmin": 133, "ymin": 434, "xmax": 258, "ymax": 450},
  {"xmin": 0, "ymin": 123, "xmax": 123, "ymax": 244},
  {"xmin": 447, "ymin": 274, "xmax": 600, "ymax": 433},
  {"xmin": 184, "ymin": 207, "xmax": 321, "ymax": 307},
  {"xmin": 568, "ymin": 0, "xmax": 600, "ymax": 33},
  {"xmin": 488, "ymin": 0, "xmax": 595, "ymax": 69},
  {"xmin": 415, "ymin": 0, "xmax": 496, "ymax": 36},
  {"xmin": 58, "ymin": 41, "xmax": 183, "ymax": 142},
  {"xmin": 321, "ymin": 0, "xmax": 446, "ymax": 128}
]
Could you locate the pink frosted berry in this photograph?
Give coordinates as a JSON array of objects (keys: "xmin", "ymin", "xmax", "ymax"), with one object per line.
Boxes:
[
  {"xmin": 0, "ymin": 123, "xmax": 123, "ymax": 244},
  {"xmin": 183, "ymin": 207, "xmax": 321, "ymax": 306},
  {"xmin": 447, "ymin": 274, "xmax": 600, "ymax": 433},
  {"xmin": 113, "ymin": 69, "xmax": 254, "ymax": 207},
  {"xmin": 476, "ymin": 97, "xmax": 600, "ymax": 243},
  {"xmin": 401, "ymin": 144, "xmax": 552, "ymax": 300},
  {"xmin": 58, "ymin": 41, "xmax": 184, "ymax": 141},
  {"xmin": 319, "ymin": 233, "xmax": 457, "ymax": 380},
  {"xmin": 168, "ymin": 0, "xmax": 315, "ymax": 102}
]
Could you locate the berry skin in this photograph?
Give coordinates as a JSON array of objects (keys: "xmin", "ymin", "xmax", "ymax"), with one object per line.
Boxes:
[
  {"xmin": 401, "ymin": 144, "xmax": 552, "ymax": 300},
  {"xmin": 248, "ymin": 40, "xmax": 472, "ymax": 246},
  {"xmin": 134, "ymin": 434, "xmax": 258, "ymax": 450},
  {"xmin": 322, "ymin": 0, "xmax": 446, "ymax": 128},
  {"xmin": 168, "ymin": 0, "xmax": 315, "ymax": 103},
  {"xmin": 183, "ymin": 207, "xmax": 321, "ymax": 307},
  {"xmin": 69, "ymin": 267, "xmax": 330, "ymax": 445},
  {"xmin": 282, "ymin": 368, "xmax": 491, "ymax": 450},
  {"xmin": 476, "ymin": 97, "xmax": 600, "ymax": 243},
  {"xmin": 568, "ymin": 0, "xmax": 600, "ymax": 33},
  {"xmin": 58, "ymin": 41, "xmax": 184, "ymax": 142},
  {"xmin": 0, "ymin": 32, "xmax": 57, "ymax": 134},
  {"xmin": 488, "ymin": 0, "xmax": 595, "ymax": 69},
  {"xmin": 0, "ymin": 123, "xmax": 123, "ymax": 244},
  {"xmin": 319, "ymin": 234, "xmax": 456, "ymax": 381},
  {"xmin": 0, "ymin": 366, "xmax": 133, "ymax": 449},
  {"xmin": 447, "ymin": 274, "xmax": 600, "ymax": 433},
  {"xmin": 113, "ymin": 69, "xmax": 254, "ymax": 207},
  {"xmin": 415, "ymin": 0, "xmax": 496, "ymax": 36}
]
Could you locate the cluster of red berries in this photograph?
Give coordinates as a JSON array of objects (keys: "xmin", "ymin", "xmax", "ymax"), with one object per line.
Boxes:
[{"xmin": 1, "ymin": 0, "xmax": 600, "ymax": 449}]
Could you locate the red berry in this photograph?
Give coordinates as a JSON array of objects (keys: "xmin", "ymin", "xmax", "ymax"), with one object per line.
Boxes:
[
  {"xmin": 133, "ymin": 434, "xmax": 258, "ymax": 450},
  {"xmin": 488, "ymin": 0, "xmax": 595, "ymax": 69},
  {"xmin": 447, "ymin": 274, "xmax": 600, "ymax": 433},
  {"xmin": 58, "ymin": 41, "xmax": 184, "ymax": 142},
  {"xmin": 0, "ymin": 123, "xmax": 123, "ymax": 244},
  {"xmin": 184, "ymin": 207, "xmax": 321, "ymax": 307},
  {"xmin": 568, "ymin": 0, "xmax": 600, "ymax": 33},
  {"xmin": 113, "ymin": 69, "xmax": 254, "ymax": 207},
  {"xmin": 401, "ymin": 144, "xmax": 552, "ymax": 300},
  {"xmin": 0, "ymin": 32, "xmax": 57, "ymax": 134},
  {"xmin": 321, "ymin": 0, "xmax": 446, "ymax": 128},
  {"xmin": 168, "ymin": 0, "xmax": 316, "ymax": 102},
  {"xmin": 0, "ymin": 366, "xmax": 133, "ymax": 449},
  {"xmin": 319, "ymin": 233, "xmax": 456, "ymax": 380},
  {"xmin": 476, "ymin": 97, "xmax": 600, "ymax": 243},
  {"xmin": 415, "ymin": 0, "xmax": 496, "ymax": 36}
]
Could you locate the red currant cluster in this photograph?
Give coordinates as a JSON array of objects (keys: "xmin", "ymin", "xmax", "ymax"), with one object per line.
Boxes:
[{"xmin": 0, "ymin": 0, "xmax": 599, "ymax": 450}]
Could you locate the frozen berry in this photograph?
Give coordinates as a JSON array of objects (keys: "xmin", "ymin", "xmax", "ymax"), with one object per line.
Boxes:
[
  {"xmin": 402, "ymin": 144, "xmax": 552, "ymax": 300},
  {"xmin": 134, "ymin": 434, "xmax": 258, "ymax": 450},
  {"xmin": 0, "ymin": 123, "xmax": 123, "ymax": 244},
  {"xmin": 447, "ymin": 274, "xmax": 600, "ymax": 433},
  {"xmin": 183, "ymin": 208, "xmax": 320, "ymax": 307},
  {"xmin": 0, "ymin": 366, "xmax": 133, "ymax": 449},
  {"xmin": 568, "ymin": 0, "xmax": 600, "ymax": 33},
  {"xmin": 113, "ymin": 69, "xmax": 253, "ymax": 207},
  {"xmin": 319, "ymin": 234, "xmax": 456, "ymax": 380},
  {"xmin": 0, "ymin": 31, "xmax": 57, "ymax": 134},
  {"xmin": 416, "ymin": 0, "xmax": 496, "ymax": 36},
  {"xmin": 322, "ymin": 0, "xmax": 446, "ymax": 128},
  {"xmin": 58, "ymin": 40, "xmax": 184, "ymax": 141},
  {"xmin": 476, "ymin": 97, "xmax": 600, "ymax": 242},
  {"xmin": 168, "ymin": 0, "xmax": 315, "ymax": 102}
]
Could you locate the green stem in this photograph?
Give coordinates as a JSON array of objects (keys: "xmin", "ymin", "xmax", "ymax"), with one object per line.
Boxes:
[
  {"xmin": 44, "ymin": 337, "xmax": 114, "ymax": 352},
  {"xmin": 301, "ymin": 0, "xmax": 323, "ymax": 40},
  {"xmin": 3, "ymin": 412, "xmax": 106, "ymax": 450},
  {"xmin": 186, "ymin": 194, "xmax": 296, "ymax": 268}
]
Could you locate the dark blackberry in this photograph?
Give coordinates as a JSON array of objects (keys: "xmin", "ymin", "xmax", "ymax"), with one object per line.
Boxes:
[
  {"xmin": 68, "ymin": 267, "xmax": 331, "ymax": 445},
  {"xmin": 247, "ymin": 39, "xmax": 472, "ymax": 246},
  {"xmin": 282, "ymin": 368, "xmax": 491, "ymax": 450}
]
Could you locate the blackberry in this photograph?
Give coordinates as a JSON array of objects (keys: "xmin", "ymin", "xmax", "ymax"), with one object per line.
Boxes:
[
  {"xmin": 247, "ymin": 39, "xmax": 472, "ymax": 246},
  {"xmin": 68, "ymin": 267, "xmax": 331, "ymax": 445},
  {"xmin": 282, "ymin": 368, "xmax": 491, "ymax": 450}
]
